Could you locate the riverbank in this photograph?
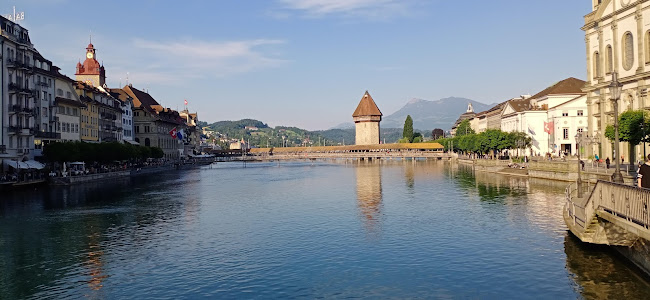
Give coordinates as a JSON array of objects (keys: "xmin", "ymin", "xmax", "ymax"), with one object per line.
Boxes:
[{"xmin": 457, "ymin": 158, "xmax": 636, "ymax": 185}]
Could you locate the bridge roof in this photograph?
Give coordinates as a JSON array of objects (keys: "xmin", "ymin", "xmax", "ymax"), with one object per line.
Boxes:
[{"xmin": 250, "ymin": 142, "xmax": 444, "ymax": 153}]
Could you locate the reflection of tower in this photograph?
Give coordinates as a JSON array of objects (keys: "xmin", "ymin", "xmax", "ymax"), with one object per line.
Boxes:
[
  {"xmin": 84, "ymin": 232, "xmax": 108, "ymax": 293},
  {"xmin": 355, "ymin": 163, "xmax": 383, "ymax": 235}
]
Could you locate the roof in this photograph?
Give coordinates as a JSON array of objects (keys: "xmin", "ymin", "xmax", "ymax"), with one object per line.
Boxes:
[
  {"xmin": 508, "ymin": 98, "xmax": 532, "ymax": 113},
  {"xmin": 107, "ymin": 88, "xmax": 133, "ymax": 103},
  {"xmin": 54, "ymin": 97, "xmax": 86, "ymax": 108},
  {"xmin": 122, "ymin": 85, "xmax": 160, "ymax": 109},
  {"xmin": 249, "ymin": 142, "xmax": 444, "ymax": 153},
  {"xmin": 352, "ymin": 91, "xmax": 382, "ymax": 117},
  {"xmin": 529, "ymin": 77, "xmax": 586, "ymax": 100}
]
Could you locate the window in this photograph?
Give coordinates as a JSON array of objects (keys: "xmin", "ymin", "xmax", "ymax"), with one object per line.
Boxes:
[
  {"xmin": 606, "ymin": 45, "xmax": 613, "ymax": 73},
  {"xmin": 577, "ymin": 110, "xmax": 584, "ymax": 116},
  {"xmin": 563, "ymin": 128, "xmax": 569, "ymax": 140},
  {"xmin": 135, "ymin": 126, "xmax": 140, "ymax": 133},
  {"xmin": 562, "ymin": 111, "xmax": 568, "ymax": 117},
  {"xmin": 593, "ymin": 51, "xmax": 600, "ymax": 78},
  {"xmin": 623, "ymin": 32, "xmax": 635, "ymax": 71},
  {"xmin": 57, "ymin": 89, "xmax": 63, "ymax": 96},
  {"xmin": 145, "ymin": 138, "xmax": 151, "ymax": 147},
  {"xmin": 578, "ymin": 128, "xmax": 584, "ymax": 133},
  {"xmin": 66, "ymin": 91, "xmax": 72, "ymax": 98}
]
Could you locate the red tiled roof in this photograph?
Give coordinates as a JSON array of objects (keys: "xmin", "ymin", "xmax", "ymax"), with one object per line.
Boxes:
[{"xmin": 352, "ymin": 91, "xmax": 382, "ymax": 117}]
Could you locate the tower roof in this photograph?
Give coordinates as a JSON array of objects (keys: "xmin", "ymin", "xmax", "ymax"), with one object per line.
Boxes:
[{"xmin": 352, "ymin": 91, "xmax": 383, "ymax": 117}]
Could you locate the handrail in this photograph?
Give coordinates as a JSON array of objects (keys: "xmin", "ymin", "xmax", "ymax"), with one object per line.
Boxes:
[{"xmin": 566, "ymin": 180, "xmax": 650, "ymax": 231}]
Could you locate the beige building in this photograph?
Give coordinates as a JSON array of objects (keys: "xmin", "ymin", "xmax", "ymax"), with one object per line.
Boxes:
[
  {"xmin": 353, "ymin": 91, "xmax": 382, "ymax": 145},
  {"xmin": 54, "ymin": 70, "xmax": 84, "ymax": 142},
  {"xmin": 121, "ymin": 84, "xmax": 184, "ymax": 159},
  {"xmin": 583, "ymin": 0, "xmax": 650, "ymax": 161}
]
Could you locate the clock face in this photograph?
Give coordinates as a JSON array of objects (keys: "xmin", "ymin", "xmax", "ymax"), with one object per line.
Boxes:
[{"xmin": 86, "ymin": 52, "xmax": 93, "ymax": 59}]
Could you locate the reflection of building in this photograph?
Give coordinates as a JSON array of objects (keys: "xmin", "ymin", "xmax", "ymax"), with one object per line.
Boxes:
[
  {"xmin": 353, "ymin": 91, "xmax": 382, "ymax": 145},
  {"xmin": 355, "ymin": 163, "xmax": 383, "ymax": 235}
]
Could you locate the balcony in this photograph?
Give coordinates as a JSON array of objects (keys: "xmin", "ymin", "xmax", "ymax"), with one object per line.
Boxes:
[
  {"xmin": 19, "ymin": 127, "xmax": 35, "ymax": 135},
  {"xmin": 10, "ymin": 104, "xmax": 22, "ymax": 114},
  {"xmin": 16, "ymin": 148, "xmax": 30, "ymax": 154},
  {"xmin": 8, "ymin": 82, "xmax": 21, "ymax": 93},
  {"xmin": 8, "ymin": 126, "xmax": 19, "ymax": 135},
  {"xmin": 34, "ymin": 131, "xmax": 61, "ymax": 139}
]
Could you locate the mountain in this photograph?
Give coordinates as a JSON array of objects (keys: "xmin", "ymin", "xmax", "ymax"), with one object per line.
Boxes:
[{"xmin": 381, "ymin": 97, "xmax": 493, "ymax": 131}]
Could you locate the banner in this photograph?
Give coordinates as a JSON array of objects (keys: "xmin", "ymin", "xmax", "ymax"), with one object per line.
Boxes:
[{"xmin": 544, "ymin": 121, "xmax": 554, "ymax": 134}]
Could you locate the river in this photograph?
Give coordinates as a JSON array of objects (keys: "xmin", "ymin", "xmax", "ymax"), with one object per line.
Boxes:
[{"xmin": 1, "ymin": 160, "xmax": 649, "ymax": 299}]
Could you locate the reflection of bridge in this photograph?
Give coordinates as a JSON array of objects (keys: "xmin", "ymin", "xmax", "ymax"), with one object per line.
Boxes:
[
  {"xmin": 565, "ymin": 181, "xmax": 650, "ymax": 274},
  {"xmin": 212, "ymin": 143, "xmax": 450, "ymax": 161}
]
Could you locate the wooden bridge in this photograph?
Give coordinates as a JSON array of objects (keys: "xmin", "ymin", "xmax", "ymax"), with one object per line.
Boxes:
[{"xmin": 211, "ymin": 143, "xmax": 451, "ymax": 161}]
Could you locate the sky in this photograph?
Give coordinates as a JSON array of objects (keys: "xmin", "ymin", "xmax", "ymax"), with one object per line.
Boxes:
[{"xmin": 5, "ymin": 0, "xmax": 591, "ymax": 130}]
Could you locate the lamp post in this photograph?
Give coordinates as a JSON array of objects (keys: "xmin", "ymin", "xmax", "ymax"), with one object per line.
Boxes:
[
  {"xmin": 609, "ymin": 72, "xmax": 625, "ymax": 183},
  {"xmin": 575, "ymin": 132, "xmax": 583, "ymax": 198}
]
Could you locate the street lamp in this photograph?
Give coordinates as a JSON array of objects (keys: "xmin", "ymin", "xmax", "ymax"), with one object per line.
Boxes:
[
  {"xmin": 575, "ymin": 132, "xmax": 584, "ymax": 198},
  {"xmin": 609, "ymin": 71, "xmax": 625, "ymax": 183}
]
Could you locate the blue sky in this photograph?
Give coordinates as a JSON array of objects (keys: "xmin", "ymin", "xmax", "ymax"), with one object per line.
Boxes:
[{"xmin": 6, "ymin": 0, "xmax": 590, "ymax": 130}]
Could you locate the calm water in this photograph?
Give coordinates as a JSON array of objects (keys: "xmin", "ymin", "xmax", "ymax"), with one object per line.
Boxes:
[{"xmin": 1, "ymin": 160, "xmax": 649, "ymax": 299}]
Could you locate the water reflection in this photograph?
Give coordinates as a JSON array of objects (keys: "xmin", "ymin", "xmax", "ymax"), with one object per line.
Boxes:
[
  {"xmin": 564, "ymin": 233, "xmax": 650, "ymax": 298},
  {"xmin": 355, "ymin": 162, "xmax": 383, "ymax": 236}
]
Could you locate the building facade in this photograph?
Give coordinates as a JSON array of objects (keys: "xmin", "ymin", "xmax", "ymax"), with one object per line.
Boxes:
[
  {"xmin": 1, "ymin": 16, "xmax": 38, "ymax": 162},
  {"xmin": 54, "ymin": 70, "xmax": 84, "ymax": 142},
  {"xmin": 353, "ymin": 91, "xmax": 382, "ymax": 145},
  {"xmin": 583, "ymin": 0, "xmax": 650, "ymax": 161}
]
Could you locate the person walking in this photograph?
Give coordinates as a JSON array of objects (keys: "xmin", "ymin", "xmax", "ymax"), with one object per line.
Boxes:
[
  {"xmin": 638, "ymin": 154, "xmax": 650, "ymax": 188},
  {"xmin": 606, "ymin": 157, "xmax": 611, "ymax": 169}
]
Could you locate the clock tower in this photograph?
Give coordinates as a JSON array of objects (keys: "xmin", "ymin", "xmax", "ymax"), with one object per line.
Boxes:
[{"xmin": 75, "ymin": 42, "xmax": 106, "ymax": 87}]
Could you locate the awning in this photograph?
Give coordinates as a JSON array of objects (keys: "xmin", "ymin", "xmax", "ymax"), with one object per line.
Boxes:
[
  {"xmin": 3, "ymin": 160, "xmax": 30, "ymax": 169},
  {"xmin": 24, "ymin": 160, "xmax": 45, "ymax": 169},
  {"xmin": 124, "ymin": 140, "xmax": 140, "ymax": 145}
]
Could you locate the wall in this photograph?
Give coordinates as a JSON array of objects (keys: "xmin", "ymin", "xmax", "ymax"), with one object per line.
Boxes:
[{"xmin": 355, "ymin": 122, "xmax": 380, "ymax": 145}]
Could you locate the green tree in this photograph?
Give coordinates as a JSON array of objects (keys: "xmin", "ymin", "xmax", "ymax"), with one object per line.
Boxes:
[
  {"xmin": 456, "ymin": 119, "xmax": 475, "ymax": 136},
  {"xmin": 605, "ymin": 110, "xmax": 650, "ymax": 164},
  {"xmin": 403, "ymin": 115, "xmax": 414, "ymax": 142}
]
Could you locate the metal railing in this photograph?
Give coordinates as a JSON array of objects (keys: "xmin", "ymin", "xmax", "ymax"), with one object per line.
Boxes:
[{"xmin": 566, "ymin": 180, "xmax": 650, "ymax": 231}]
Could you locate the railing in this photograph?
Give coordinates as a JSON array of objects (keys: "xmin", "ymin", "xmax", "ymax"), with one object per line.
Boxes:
[
  {"xmin": 34, "ymin": 131, "xmax": 61, "ymax": 139},
  {"xmin": 566, "ymin": 180, "xmax": 650, "ymax": 231}
]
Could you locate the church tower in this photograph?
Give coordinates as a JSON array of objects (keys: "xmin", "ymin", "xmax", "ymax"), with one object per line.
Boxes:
[
  {"xmin": 75, "ymin": 41, "xmax": 106, "ymax": 87},
  {"xmin": 353, "ymin": 91, "xmax": 383, "ymax": 145}
]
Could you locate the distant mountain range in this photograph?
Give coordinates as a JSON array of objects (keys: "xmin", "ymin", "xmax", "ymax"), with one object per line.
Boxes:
[{"xmin": 332, "ymin": 97, "xmax": 494, "ymax": 131}]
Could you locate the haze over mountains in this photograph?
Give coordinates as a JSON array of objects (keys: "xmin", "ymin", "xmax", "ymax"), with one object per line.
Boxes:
[{"xmin": 333, "ymin": 97, "xmax": 494, "ymax": 131}]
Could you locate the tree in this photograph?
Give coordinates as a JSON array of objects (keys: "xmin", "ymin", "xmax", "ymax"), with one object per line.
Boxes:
[
  {"xmin": 456, "ymin": 119, "xmax": 475, "ymax": 136},
  {"xmin": 605, "ymin": 110, "xmax": 650, "ymax": 164},
  {"xmin": 432, "ymin": 128, "xmax": 444, "ymax": 140},
  {"xmin": 403, "ymin": 115, "xmax": 414, "ymax": 142}
]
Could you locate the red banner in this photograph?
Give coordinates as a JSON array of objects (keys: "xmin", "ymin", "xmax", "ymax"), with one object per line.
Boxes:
[{"xmin": 544, "ymin": 122, "xmax": 554, "ymax": 134}]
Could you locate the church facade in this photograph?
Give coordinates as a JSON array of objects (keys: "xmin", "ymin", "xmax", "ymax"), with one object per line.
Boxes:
[{"xmin": 583, "ymin": 0, "xmax": 650, "ymax": 161}]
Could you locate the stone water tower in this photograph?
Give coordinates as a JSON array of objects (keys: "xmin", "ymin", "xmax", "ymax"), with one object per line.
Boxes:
[{"xmin": 353, "ymin": 91, "xmax": 383, "ymax": 145}]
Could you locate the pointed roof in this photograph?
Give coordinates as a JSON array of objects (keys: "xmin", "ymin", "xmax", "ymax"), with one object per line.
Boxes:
[
  {"xmin": 529, "ymin": 77, "xmax": 586, "ymax": 100},
  {"xmin": 352, "ymin": 91, "xmax": 382, "ymax": 117}
]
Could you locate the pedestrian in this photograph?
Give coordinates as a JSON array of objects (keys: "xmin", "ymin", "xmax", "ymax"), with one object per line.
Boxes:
[
  {"xmin": 580, "ymin": 160, "xmax": 585, "ymax": 171},
  {"xmin": 595, "ymin": 154, "xmax": 599, "ymax": 162},
  {"xmin": 606, "ymin": 157, "xmax": 611, "ymax": 169},
  {"xmin": 638, "ymin": 154, "xmax": 650, "ymax": 188},
  {"xmin": 622, "ymin": 155, "xmax": 625, "ymax": 164}
]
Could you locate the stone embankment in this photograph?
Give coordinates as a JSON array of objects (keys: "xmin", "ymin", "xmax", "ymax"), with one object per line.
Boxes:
[{"xmin": 458, "ymin": 158, "xmax": 635, "ymax": 184}]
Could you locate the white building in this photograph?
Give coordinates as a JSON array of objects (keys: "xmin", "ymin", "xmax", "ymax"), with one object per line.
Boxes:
[
  {"xmin": 1, "ymin": 16, "xmax": 38, "ymax": 163},
  {"xmin": 547, "ymin": 95, "xmax": 589, "ymax": 156},
  {"xmin": 54, "ymin": 70, "xmax": 84, "ymax": 142},
  {"xmin": 584, "ymin": 0, "xmax": 650, "ymax": 161},
  {"xmin": 500, "ymin": 78, "xmax": 587, "ymax": 156}
]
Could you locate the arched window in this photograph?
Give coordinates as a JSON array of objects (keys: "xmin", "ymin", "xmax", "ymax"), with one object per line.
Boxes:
[
  {"xmin": 606, "ymin": 45, "xmax": 613, "ymax": 73},
  {"xmin": 593, "ymin": 51, "xmax": 600, "ymax": 79},
  {"xmin": 145, "ymin": 138, "xmax": 150, "ymax": 147},
  {"xmin": 623, "ymin": 31, "xmax": 634, "ymax": 70}
]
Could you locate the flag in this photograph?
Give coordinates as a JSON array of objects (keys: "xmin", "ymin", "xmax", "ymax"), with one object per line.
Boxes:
[
  {"xmin": 528, "ymin": 126, "xmax": 535, "ymax": 135},
  {"xmin": 544, "ymin": 122, "xmax": 554, "ymax": 134},
  {"xmin": 184, "ymin": 99, "xmax": 188, "ymax": 106},
  {"xmin": 177, "ymin": 129, "xmax": 184, "ymax": 140},
  {"xmin": 169, "ymin": 127, "xmax": 177, "ymax": 139}
]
